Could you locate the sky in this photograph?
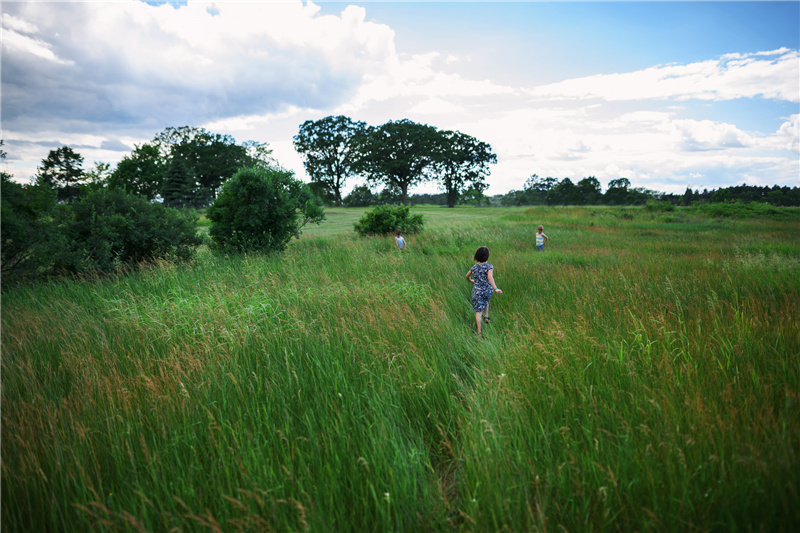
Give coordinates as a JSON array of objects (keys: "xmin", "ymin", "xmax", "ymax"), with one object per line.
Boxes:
[{"xmin": 2, "ymin": 0, "xmax": 798, "ymax": 196}]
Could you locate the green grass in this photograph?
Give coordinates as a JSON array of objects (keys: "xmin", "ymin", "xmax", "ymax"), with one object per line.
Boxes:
[{"xmin": 2, "ymin": 206, "xmax": 799, "ymax": 531}]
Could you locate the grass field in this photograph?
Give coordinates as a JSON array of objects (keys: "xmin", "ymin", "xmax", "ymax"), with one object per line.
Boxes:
[{"xmin": 2, "ymin": 205, "xmax": 799, "ymax": 531}]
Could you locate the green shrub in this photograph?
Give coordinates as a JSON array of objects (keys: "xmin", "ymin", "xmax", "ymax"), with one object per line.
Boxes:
[
  {"xmin": 645, "ymin": 199, "xmax": 676, "ymax": 212},
  {"xmin": 354, "ymin": 204, "xmax": 424, "ymax": 236},
  {"xmin": 52, "ymin": 188, "xmax": 202, "ymax": 274},
  {"xmin": 207, "ymin": 166, "xmax": 325, "ymax": 253}
]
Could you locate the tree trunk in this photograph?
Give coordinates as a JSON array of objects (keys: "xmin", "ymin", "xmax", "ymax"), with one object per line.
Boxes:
[{"xmin": 446, "ymin": 187, "xmax": 457, "ymax": 208}]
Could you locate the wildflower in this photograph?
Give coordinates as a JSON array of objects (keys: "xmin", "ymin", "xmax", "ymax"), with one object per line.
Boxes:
[{"xmin": 384, "ymin": 492, "xmax": 390, "ymax": 503}]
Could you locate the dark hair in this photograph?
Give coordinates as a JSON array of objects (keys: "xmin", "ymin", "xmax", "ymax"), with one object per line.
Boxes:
[
  {"xmin": 395, "ymin": 229, "xmax": 402, "ymax": 236},
  {"xmin": 474, "ymin": 246, "xmax": 490, "ymax": 262}
]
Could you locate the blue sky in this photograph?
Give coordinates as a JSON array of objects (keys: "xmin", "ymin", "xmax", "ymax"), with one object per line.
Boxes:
[{"xmin": 2, "ymin": 1, "xmax": 798, "ymax": 195}]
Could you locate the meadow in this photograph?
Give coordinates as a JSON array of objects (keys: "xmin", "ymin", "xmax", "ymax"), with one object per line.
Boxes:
[{"xmin": 2, "ymin": 205, "xmax": 799, "ymax": 532}]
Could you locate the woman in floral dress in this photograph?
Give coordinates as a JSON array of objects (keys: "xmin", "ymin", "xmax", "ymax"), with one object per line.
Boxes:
[{"xmin": 466, "ymin": 246, "xmax": 503, "ymax": 336}]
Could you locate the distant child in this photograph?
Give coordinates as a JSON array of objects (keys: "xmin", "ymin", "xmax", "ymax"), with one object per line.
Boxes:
[
  {"xmin": 395, "ymin": 229, "xmax": 407, "ymax": 251},
  {"xmin": 536, "ymin": 225, "xmax": 548, "ymax": 251},
  {"xmin": 466, "ymin": 246, "xmax": 503, "ymax": 336}
]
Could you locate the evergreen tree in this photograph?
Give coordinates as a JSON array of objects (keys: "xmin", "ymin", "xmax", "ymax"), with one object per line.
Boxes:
[{"xmin": 162, "ymin": 157, "xmax": 193, "ymax": 208}]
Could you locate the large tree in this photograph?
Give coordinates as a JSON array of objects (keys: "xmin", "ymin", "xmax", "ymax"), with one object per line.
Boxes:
[
  {"xmin": 107, "ymin": 143, "xmax": 166, "ymax": 199},
  {"xmin": 547, "ymin": 178, "xmax": 581, "ymax": 205},
  {"xmin": 293, "ymin": 115, "xmax": 367, "ymax": 206},
  {"xmin": 577, "ymin": 176, "xmax": 602, "ymax": 205},
  {"xmin": 524, "ymin": 174, "xmax": 559, "ymax": 205},
  {"xmin": 353, "ymin": 119, "xmax": 440, "ymax": 206},
  {"xmin": 433, "ymin": 130, "xmax": 496, "ymax": 208},
  {"xmin": 605, "ymin": 177, "xmax": 632, "ymax": 205},
  {"xmin": 35, "ymin": 146, "xmax": 85, "ymax": 202}
]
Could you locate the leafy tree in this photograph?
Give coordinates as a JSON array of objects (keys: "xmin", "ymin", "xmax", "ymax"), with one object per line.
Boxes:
[
  {"xmin": 242, "ymin": 140, "xmax": 276, "ymax": 168},
  {"xmin": 433, "ymin": 130, "xmax": 496, "ymax": 208},
  {"xmin": 82, "ymin": 162, "xmax": 112, "ymax": 192},
  {"xmin": 107, "ymin": 143, "xmax": 166, "ymax": 199},
  {"xmin": 343, "ymin": 185, "xmax": 378, "ymax": 207},
  {"xmin": 353, "ymin": 119, "xmax": 440, "ymax": 206},
  {"xmin": 293, "ymin": 115, "xmax": 367, "ymax": 206},
  {"xmin": 409, "ymin": 192, "xmax": 447, "ymax": 205},
  {"xmin": 35, "ymin": 146, "xmax": 85, "ymax": 202},
  {"xmin": 547, "ymin": 178, "xmax": 581, "ymax": 205},
  {"xmin": 1, "ymin": 143, "xmax": 59, "ymax": 284},
  {"xmin": 459, "ymin": 186, "xmax": 491, "ymax": 206},
  {"xmin": 377, "ymin": 185, "xmax": 403, "ymax": 205},
  {"xmin": 308, "ymin": 181, "xmax": 337, "ymax": 206},
  {"xmin": 605, "ymin": 177, "xmax": 632, "ymax": 205},
  {"xmin": 577, "ymin": 176, "xmax": 602, "ymax": 205},
  {"xmin": 207, "ymin": 166, "xmax": 325, "ymax": 253},
  {"xmin": 515, "ymin": 174, "xmax": 559, "ymax": 205},
  {"xmin": 161, "ymin": 157, "xmax": 194, "ymax": 208},
  {"xmin": 354, "ymin": 204, "xmax": 424, "ymax": 236},
  {"xmin": 154, "ymin": 126, "xmax": 249, "ymax": 205},
  {"xmin": 51, "ymin": 188, "xmax": 202, "ymax": 274}
]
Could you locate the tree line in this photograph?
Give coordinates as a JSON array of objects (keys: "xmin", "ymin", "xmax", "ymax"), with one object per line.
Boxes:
[
  {"xmin": 33, "ymin": 126, "xmax": 274, "ymax": 207},
  {"xmin": 492, "ymin": 175, "xmax": 800, "ymax": 208}
]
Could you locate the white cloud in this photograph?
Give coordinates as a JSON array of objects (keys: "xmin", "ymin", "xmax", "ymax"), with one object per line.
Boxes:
[
  {"xmin": 528, "ymin": 49, "xmax": 800, "ymax": 103},
  {"xmin": 408, "ymin": 97, "xmax": 465, "ymax": 115},
  {"xmin": 775, "ymin": 114, "xmax": 800, "ymax": 153}
]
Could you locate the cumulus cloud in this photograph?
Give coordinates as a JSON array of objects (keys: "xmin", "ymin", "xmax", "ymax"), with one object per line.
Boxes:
[{"xmin": 1, "ymin": 1, "xmax": 395, "ymax": 134}]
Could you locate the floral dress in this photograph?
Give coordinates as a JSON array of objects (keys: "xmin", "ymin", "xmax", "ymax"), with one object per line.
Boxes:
[{"xmin": 470, "ymin": 262, "xmax": 494, "ymax": 312}]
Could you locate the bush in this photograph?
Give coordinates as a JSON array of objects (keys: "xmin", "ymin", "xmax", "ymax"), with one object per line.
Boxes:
[
  {"xmin": 645, "ymin": 200, "xmax": 676, "ymax": 212},
  {"xmin": 51, "ymin": 188, "xmax": 202, "ymax": 274},
  {"xmin": 354, "ymin": 204, "xmax": 424, "ymax": 236},
  {"xmin": 207, "ymin": 166, "xmax": 325, "ymax": 253}
]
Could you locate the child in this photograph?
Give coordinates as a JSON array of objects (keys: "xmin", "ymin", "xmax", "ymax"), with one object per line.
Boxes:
[
  {"xmin": 466, "ymin": 246, "xmax": 502, "ymax": 336},
  {"xmin": 536, "ymin": 225, "xmax": 548, "ymax": 251},
  {"xmin": 395, "ymin": 229, "xmax": 407, "ymax": 251}
]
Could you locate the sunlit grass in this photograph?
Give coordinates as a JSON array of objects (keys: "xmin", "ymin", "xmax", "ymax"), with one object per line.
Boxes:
[{"xmin": 2, "ymin": 206, "xmax": 799, "ymax": 531}]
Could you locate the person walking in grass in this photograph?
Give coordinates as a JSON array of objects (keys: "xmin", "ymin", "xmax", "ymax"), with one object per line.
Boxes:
[
  {"xmin": 466, "ymin": 246, "xmax": 502, "ymax": 336},
  {"xmin": 536, "ymin": 225, "xmax": 549, "ymax": 251},
  {"xmin": 395, "ymin": 229, "xmax": 407, "ymax": 251}
]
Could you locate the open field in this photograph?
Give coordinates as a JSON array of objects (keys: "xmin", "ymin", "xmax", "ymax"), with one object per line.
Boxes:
[{"xmin": 2, "ymin": 206, "xmax": 799, "ymax": 531}]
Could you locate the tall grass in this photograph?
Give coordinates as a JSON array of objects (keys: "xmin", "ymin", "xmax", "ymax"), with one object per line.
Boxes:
[{"xmin": 2, "ymin": 206, "xmax": 798, "ymax": 531}]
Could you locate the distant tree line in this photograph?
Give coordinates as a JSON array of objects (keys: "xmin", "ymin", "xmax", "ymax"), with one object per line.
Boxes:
[{"xmin": 492, "ymin": 175, "xmax": 800, "ymax": 207}]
